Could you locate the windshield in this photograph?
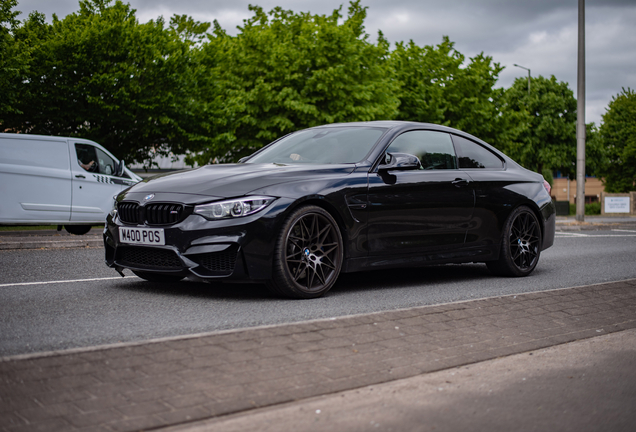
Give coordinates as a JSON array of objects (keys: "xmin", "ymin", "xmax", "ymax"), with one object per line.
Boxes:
[{"xmin": 246, "ymin": 126, "xmax": 386, "ymax": 164}]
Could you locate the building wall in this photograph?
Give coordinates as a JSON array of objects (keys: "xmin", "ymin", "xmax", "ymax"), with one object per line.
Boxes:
[{"xmin": 552, "ymin": 177, "xmax": 605, "ymax": 204}]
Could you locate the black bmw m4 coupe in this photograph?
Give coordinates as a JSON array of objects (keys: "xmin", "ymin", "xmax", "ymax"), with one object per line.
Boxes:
[{"xmin": 104, "ymin": 121, "xmax": 555, "ymax": 298}]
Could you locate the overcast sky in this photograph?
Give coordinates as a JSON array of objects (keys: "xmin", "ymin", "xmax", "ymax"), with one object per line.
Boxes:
[{"xmin": 14, "ymin": 0, "xmax": 636, "ymax": 125}]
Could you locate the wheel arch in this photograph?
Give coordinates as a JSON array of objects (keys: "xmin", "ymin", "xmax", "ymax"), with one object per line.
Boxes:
[
  {"xmin": 490, "ymin": 199, "xmax": 545, "ymax": 261},
  {"xmin": 517, "ymin": 199, "xmax": 547, "ymax": 247},
  {"xmin": 281, "ymin": 196, "xmax": 350, "ymax": 260}
]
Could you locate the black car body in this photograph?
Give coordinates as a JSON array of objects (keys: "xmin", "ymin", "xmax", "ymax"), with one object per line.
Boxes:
[{"xmin": 104, "ymin": 121, "xmax": 555, "ymax": 298}]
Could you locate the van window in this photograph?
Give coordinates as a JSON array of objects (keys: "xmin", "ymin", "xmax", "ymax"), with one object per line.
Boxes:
[
  {"xmin": 75, "ymin": 143, "xmax": 117, "ymax": 175},
  {"xmin": 75, "ymin": 144, "xmax": 98, "ymax": 172},
  {"xmin": 0, "ymin": 138, "xmax": 69, "ymax": 170},
  {"xmin": 96, "ymin": 148, "xmax": 117, "ymax": 176}
]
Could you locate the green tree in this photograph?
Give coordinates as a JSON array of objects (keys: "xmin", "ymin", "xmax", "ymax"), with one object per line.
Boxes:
[
  {"xmin": 0, "ymin": 0, "xmax": 30, "ymax": 119},
  {"xmin": 500, "ymin": 75, "xmax": 577, "ymax": 177},
  {"xmin": 597, "ymin": 88, "xmax": 636, "ymax": 192},
  {"xmin": 169, "ymin": 14, "xmax": 210, "ymax": 44},
  {"xmin": 192, "ymin": 0, "xmax": 400, "ymax": 164},
  {"xmin": 3, "ymin": 0, "xmax": 214, "ymax": 165},
  {"xmin": 391, "ymin": 37, "xmax": 508, "ymax": 147},
  {"xmin": 583, "ymin": 123, "xmax": 608, "ymax": 179}
]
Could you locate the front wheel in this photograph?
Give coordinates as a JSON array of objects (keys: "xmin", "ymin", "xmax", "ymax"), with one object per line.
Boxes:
[
  {"xmin": 267, "ymin": 205, "xmax": 343, "ymax": 299},
  {"xmin": 132, "ymin": 271, "xmax": 184, "ymax": 283},
  {"xmin": 487, "ymin": 206, "xmax": 542, "ymax": 277}
]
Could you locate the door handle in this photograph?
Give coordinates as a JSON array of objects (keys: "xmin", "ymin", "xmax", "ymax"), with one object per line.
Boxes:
[
  {"xmin": 75, "ymin": 174, "xmax": 86, "ymax": 179},
  {"xmin": 452, "ymin": 178, "xmax": 469, "ymax": 187}
]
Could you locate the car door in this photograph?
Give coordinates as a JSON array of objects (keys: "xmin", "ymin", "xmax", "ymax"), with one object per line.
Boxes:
[
  {"xmin": 367, "ymin": 130, "xmax": 474, "ymax": 256},
  {"xmin": 70, "ymin": 142, "xmax": 129, "ymax": 222},
  {"xmin": 451, "ymin": 134, "xmax": 510, "ymax": 247}
]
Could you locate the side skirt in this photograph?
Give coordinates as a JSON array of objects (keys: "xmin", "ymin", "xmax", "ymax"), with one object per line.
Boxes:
[{"xmin": 342, "ymin": 245, "xmax": 500, "ymax": 274}]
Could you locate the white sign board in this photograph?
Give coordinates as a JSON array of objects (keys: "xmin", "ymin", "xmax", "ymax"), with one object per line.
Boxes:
[{"xmin": 605, "ymin": 196, "xmax": 630, "ymax": 213}]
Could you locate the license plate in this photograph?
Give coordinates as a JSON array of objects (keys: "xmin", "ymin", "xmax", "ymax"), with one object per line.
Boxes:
[{"xmin": 119, "ymin": 227, "xmax": 165, "ymax": 245}]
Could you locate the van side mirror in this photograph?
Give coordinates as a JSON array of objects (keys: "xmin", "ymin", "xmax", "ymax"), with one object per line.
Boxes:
[
  {"xmin": 115, "ymin": 160, "xmax": 126, "ymax": 177},
  {"xmin": 378, "ymin": 153, "xmax": 422, "ymax": 172}
]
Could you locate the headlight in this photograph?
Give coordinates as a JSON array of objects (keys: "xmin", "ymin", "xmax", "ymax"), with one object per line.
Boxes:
[
  {"xmin": 109, "ymin": 195, "xmax": 118, "ymax": 219},
  {"xmin": 194, "ymin": 196, "xmax": 275, "ymax": 221}
]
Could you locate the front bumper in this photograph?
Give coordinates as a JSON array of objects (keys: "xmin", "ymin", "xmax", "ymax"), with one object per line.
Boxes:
[{"xmin": 104, "ymin": 198, "xmax": 292, "ymax": 282}]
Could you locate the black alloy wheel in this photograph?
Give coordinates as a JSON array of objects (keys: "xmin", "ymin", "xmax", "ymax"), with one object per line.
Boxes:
[
  {"xmin": 132, "ymin": 270, "xmax": 185, "ymax": 283},
  {"xmin": 487, "ymin": 206, "xmax": 542, "ymax": 277},
  {"xmin": 268, "ymin": 205, "xmax": 343, "ymax": 299}
]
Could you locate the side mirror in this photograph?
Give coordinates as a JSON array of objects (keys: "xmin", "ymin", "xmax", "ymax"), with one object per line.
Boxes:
[
  {"xmin": 379, "ymin": 152, "xmax": 422, "ymax": 171},
  {"xmin": 238, "ymin": 156, "xmax": 249, "ymax": 163},
  {"xmin": 115, "ymin": 160, "xmax": 126, "ymax": 177}
]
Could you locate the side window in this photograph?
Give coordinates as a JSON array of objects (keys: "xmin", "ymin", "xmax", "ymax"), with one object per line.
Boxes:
[
  {"xmin": 386, "ymin": 131, "xmax": 457, "ymax": 170},
  {"xmin": 75, "ymin": 144, "xmax": 117, "ymax": 175},
  {"xmin": 452, "ymin": 135, "xmax": 504, "ymax": 169},
  {"xmin": 75, "ymin": 144, "xmax": 98, "ymax": 172},
  {"xmin": 96, "ymin": 147, "xmax": 116, "ymax": 176}
]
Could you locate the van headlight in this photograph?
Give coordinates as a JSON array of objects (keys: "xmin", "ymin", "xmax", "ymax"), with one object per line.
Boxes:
[{"xmin": 194, "ymin": 196, "xmax": 275, "ymax": 221}]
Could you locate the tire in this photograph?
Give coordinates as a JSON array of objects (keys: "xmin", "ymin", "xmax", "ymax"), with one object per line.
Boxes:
[
  {"xmin": 132, "ymin": 271, "xmax": 184, "ymax": 283},
  {"xmin": 267, "ymin": 205, "xmax": 343, "ymax": 299},
  {"xmin": 64, "ymin": 225, "xmax": 92, "ymax": 235},
  {"xmin": 487, "ymin": 206, "xmax": 542, "ymax": 277}
]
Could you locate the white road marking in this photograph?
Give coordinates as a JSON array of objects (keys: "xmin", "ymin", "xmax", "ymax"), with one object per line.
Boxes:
[
  {"xmin": 0, "ymin": 276, "xmax": 136, "ymax": 288},
  {"xmin": 556, "ymin": 232, "xmax": 589, "ymax": 237},
  {"xmin": 612, "ymin": 229, "xmax": 636, "ymax": 233},
  {"xmin": 555, "ymin": 233, "xmax": 636, "ymax": 238}
]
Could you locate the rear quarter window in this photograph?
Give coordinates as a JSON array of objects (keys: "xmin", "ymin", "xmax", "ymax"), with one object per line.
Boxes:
[{"xmin": 452, "ymin": 135, "xmax": 504, "ymax": 169}]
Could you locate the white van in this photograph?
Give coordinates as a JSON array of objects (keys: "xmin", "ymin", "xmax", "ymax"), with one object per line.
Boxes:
[{"xmin": 0, "ymin": 133, "xmax": 142, "ymax": 234}]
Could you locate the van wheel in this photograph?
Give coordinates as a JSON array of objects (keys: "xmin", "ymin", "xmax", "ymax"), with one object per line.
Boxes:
[{"xmin": 64, "ymin": 225, "xmax": 92, "ymax": 235}]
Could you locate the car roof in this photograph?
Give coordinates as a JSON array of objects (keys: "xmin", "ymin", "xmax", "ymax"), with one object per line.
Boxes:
[{"xmin": 309, "ymin": 121, "xmax": 498, "ymax": 152}]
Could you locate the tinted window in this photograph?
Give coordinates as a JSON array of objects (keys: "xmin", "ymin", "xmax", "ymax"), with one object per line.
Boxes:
[
  {"xmin": 75, "ymin": 143, "xmax": 117, "ymax": 175},
  {"xmin": 387, "ymin": 131, "xmax": 456, "ymax": 170},
  {"xmin": 247, "ymin": 127, "xmax": 386, "ymax": 164},
  {"xmin": 452, "ymin": 135, "xmax": 503, "ymax": 169}
]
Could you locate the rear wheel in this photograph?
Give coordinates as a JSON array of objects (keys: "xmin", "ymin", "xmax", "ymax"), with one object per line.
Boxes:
[
  {"xmin": 132, "ymin": 271, "xmax": 184, "ymax": 283},
  {"xmin": 487, "ymin": 206, "xmax": 542, "ymax": 277},
  {"xmin": 64, "ymin": 225, "xmax": 92, "ymax": 235},
  {"xmin": 267, "ymin": 205, "xmax": 343, "ymax": 299}
]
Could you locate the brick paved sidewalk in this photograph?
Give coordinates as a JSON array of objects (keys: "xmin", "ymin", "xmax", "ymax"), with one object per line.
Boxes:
[{"xmin": 1, "ymin": 279, "xmax": 636, "ymax": 432}]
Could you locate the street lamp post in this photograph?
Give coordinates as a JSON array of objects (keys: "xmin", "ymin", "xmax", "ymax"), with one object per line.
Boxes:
[
  {"xmin": 513, "ymin": 64, "xmax": 531, "ymax": 96},
  {"xmin": 576, "ymin": 0, "xmax": 586, "ymax": 222}
]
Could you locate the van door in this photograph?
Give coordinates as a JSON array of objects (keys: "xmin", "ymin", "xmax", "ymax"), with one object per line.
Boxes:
[
  {"xmin": 0, "ymin": 135, "xmax": 72, "ymax": 223},
  {"xmin": 70, "ymin": 142, "xmax": 129, "ymax": 222}
]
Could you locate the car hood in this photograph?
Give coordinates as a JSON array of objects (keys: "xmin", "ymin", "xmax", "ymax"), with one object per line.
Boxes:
[{"xmin": 126, "ymin": 163, "xmax": 357, "ymax": 200}]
